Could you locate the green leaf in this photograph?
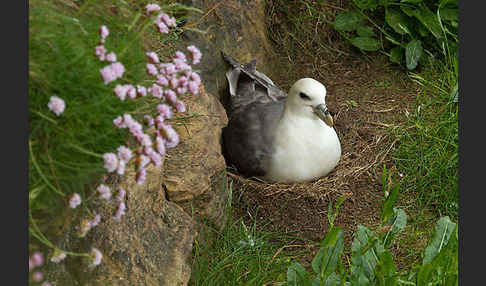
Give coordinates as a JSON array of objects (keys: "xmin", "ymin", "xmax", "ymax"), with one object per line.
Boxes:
[
  {"xmin": 383, "ymin": 208, "xmax": 407, "ymax": 248},
  {"xmin": 450, "ymin": 82, "xmax": 458, "ymax": 102},
  {"xmin": 351, "ymin": 37, "xmax": 381, "ymax": 51},
  {"xmin": 413, "ymin": 4, "xmax": 444, "ymax": 39},
  {"xmin": 405, "ymin": 39, "xmax": 423, "ymax": 70},
  {"xmin": 385, "ymin": 8, "xmax": 411, "ymax": 35},
  {"xmin": 287, "ymin": 262, "xmax": 312, "ymax": 286},
  {"xmin": 312, "ymin": 227, "xmax": 344, "ymax": 279},
  {"xmin": 439, "ymin": 8, "xmax": 458, "ymax": 22},
  {"xmin": 377, "ymin": 251, "xmax": 397, "ymax": 277},
  {"xmin": 439, "ymin": 0, "xmax": 458, "ymax": 8},
  {"xmin": 353, "ymin": 0, "xmax": 380, "ymax": 10},
  {"xmin": 351, "ymin": 225, "xmax": 384, "ymax": 283},
  {"xmin": 381, "ymin": 182, "xmax": 400, "ymax": 223},
  {"xmin": 389, "ymin": 46, "xmax": 403, "ymax": 64},
  {"xmin": 400, "ymin": 0, "xmax": 422, "ymax": 3},
  {"xmin": 333, "ymin": 11, "xmax": 364, "ymax": 31},
  {"xmin": 423, "ymin": 216, "xmax": 456, "ymax": 265},
  {"xmin": 400, "ymin": 6, "xmax": 415, "ymax": 17},
  {"xmin": 356, "ymin": 26, "xmax": 375, "ymax": 37}
]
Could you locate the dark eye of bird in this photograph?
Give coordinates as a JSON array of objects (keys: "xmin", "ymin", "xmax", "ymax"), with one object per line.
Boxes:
[{"xmin": 299, "ymin": 92, "xmax": 311, "ymax": 101}]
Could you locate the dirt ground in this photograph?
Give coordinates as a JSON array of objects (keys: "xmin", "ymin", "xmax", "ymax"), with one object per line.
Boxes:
[{"xmin": 226, "ymin": 0, "xmax": 422, "ymax": 268}]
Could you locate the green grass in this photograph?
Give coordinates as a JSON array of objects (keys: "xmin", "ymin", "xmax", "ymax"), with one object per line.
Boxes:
[
  {"xmin": 190, "ymin": 183, "xmax": 308, "ymax": 286},
  {"xmin": 392, "ymin": 56, "xmax": 458, "ymax": 218},
  {"xmin": 29, "ymin": 0, "xmax": 155, "ymax": 216}
]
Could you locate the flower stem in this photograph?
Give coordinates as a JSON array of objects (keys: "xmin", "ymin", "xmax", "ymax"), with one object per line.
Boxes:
[
  {"xmin": 29, "ymin": 140, "xmax": 65, "ymax": 196},
  {"xmin": 68, "ymin": 144, "xmax": 104, "ymax": 158}
]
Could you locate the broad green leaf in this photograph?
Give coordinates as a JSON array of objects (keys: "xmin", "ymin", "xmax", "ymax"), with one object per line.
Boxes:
[
  {"xmin": 400, "ymin": 0, "xmax": 422, "ymax": 3},
  {"xmin": 413, "ymin": 4, "xmax": 444, "ymax": 39},
  {"xmin": 405, "ymin": 39, "xmax": 423, "ymax": 70},
  {"xmin": 383, "ymin": 208, "xmax": 407, "ymax": 248},
  {"xmin": 381, "ymin": 182, "xmax": 400, "ymax": 223},
  {"xmin": 353, "ymin": 0, "xmax": 380, "ymax": 10},
  {"xmin": 351, "ymin": 225, "xmax": 384, "ymax": 283},
  {"xmin": 385, "ymin": 8, "xmax": 411, "ymax": 35},
  {"xmin": 322, "ymin": 272, "xmax": 341, "ymax": 286},
  {"xmin": 439, "ymin": 0, "xmax": 458, "ymax": 8},
  {"xmin": 389, "ymin": 46, "xmax": 403, "ymax": 64},
  {"xmin": 351, "ymin": 36, "xmax": 381, "ymax": 51},
  {"xmin": 357, "ymin": 26, "xmax": 375, "ymax": 37},
  {"xmin": 400, "ymin": 6, "xmax": 415, "ymax": 17},
  {"xmin": 439, "ymin": 8, "xmax": 458, "ymax": 22},
  {"xmin": 333, "ymin": 11, "xmax": 364, "ymax": 31},
  {"xmin": 312, "ymin": 227, "xmax": 344, "ymax": 279},
  {"xmin": 377, "ymin": 251, "xmax": 396, "ymax": 277},
  {"xmin": 423, "ymin": 216, "xmax": 456, "ymax": 264},
  {"xmin": 287, "ymin": 262, "xmax": 312, "ymax": 286}
]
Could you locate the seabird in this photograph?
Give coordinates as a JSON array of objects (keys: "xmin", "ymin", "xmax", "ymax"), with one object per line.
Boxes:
[{"xmin": 222, "ymin": 52, "xmax": 341, "ymax": 183}]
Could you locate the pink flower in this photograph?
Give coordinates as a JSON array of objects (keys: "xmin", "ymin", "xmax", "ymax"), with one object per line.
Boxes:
[
  {"xmin": 170, "ymin": 77, "xmax": 179, "ymax": 89},
  {"xmin": 158, "ymin": 123, "xmax": 179, "ymax": 148},
  {"xmin": 187, "ymin": 45, "xmax": 202, "ymax": 64},
  {"xmin": 111, "ymin": 62, "xmax": 125, "ymax": 78},
  {"xmin": 174, "ymin": 51, "xmax": 186, "ymax": 62},
  {"xmin": 146, "ymin": 148, "xmax": 162, "ymax": 167},
  {"xmin": 103, "ymin": 153, "xmax": 118, "ymax": 172},
  {"xmin": 154, "ymin": 115, "xmax": 165, "ymax": 128},
  {"xmin": 137, "ymin": 85, "xmax": 147, "ymax": 97},
  {"xmin": 157, "ymin": 103, "xmax": 173, "ymax": 119},
  {"xmin": 137, "ymin": 133, "xmax": 153, "ymax": 147},
  {"xmin": 77, "ymin": 219, "xmax": 92, "ymax": 237},
  {"xmin": 155, "ymin": 136, "xmax": 166, "ymax": 155},
  {"xmin": 113, "ymin": 202, "xmax": 126, "ymax": 220},
  {"xmin": 158, "ymin": 13, "xmax": 176, "ymax": 27},
  {"xmin": 32, "ymin": 271, "xmax": 43, "ymax": 282},
  {"xmin": 100, "ymin": 62, "xmax": 125, "ymax": 84},
  {"xmin": 136, "ymin": 168, "xmax": 147, "ymax": 184},
  {"xmin": 149, "ymin": 83, "xmax": 164, "ymax": 99},
  {"xmin": 146, "ymin": 51, "xmax": 160, "ymax": 63},
  {"xmin": 137, "ymin": 155, "xmax": 150, "ymax": 170},
  {"xmin": 178, "ymin": 76, "xmax": 188, "ymax": 87},
  {"xmin": 160, "ymin": 63, "xmax": 176, "ymax": 75},
  {"xmin": 31, "ymin": 252, "xmax": 43, "ymax": 267},
  {"xmin": 106, "ymin": 52, "xmax": 117, "ymax": 62},
  {"xmin": 90, "ymin": 214, "xmax": 101, "ymax": 227},
  {"xmin": 126, "ymin": 85, "xmax": 137, "ymax": 99},
  {"xmin": 188, "ymin": 81, "xmax": 200, "ymax": 95},
  {"xmin": 97, "ymin": 184, "xmax": 111, "ymax": 200},
  {"xmin": 156, "ymin": 75, "xmax": 169, "ymax": 86},
  {"xmin": 113, "ymin": 116, "xmax": 125, "ymax": 128},
  {"xmin": 47, "ymin": 96, "xmax": 66, "ymax": 116},
  {"xmin": 145, "ymin": 3, "xmax": 161, "ymax": 13},
  {"xmin": 89, "ymin": 248, "xmax": 103, "ymax": 268},
  {"xmin": 176, "ymin": 86, "xmax": 187, "ymax": 95},
  {"xmin": 117, "ymin": 146, "xmax": 133, "ymax": 162},
  {"xmin": 95, "ymin": 45, "xmax": 107, "ymax": 61},
  {"xmin": 144, "ymin": 115, "xmax": 154, "ymax": 126},
  {"xmin": 175, "ymin": 100, "xmax": 186, "ymax": 113},
  {"xmin": 100, "ymin": 25, "xmax": 109, "ymax": 39},
  {"xmin": 116, "ymin": 188, "xmax": 126, "ymax": 202},
  {"xmin": 114, "ymin": 84, "xmax": 128, "ymax": 101},
  {"xmin": 116, "ymin": 160, "xmax": 126, "ymax": 175},
  {"xmin": 188, "ymin": 72, "xmax": 201, "ymax": 84},
  {"xmin": 164, "ymin": 90, "xmax": 177, "ymax": 104},
  {"xmin": 69, "ymin": 193, "xmax": 82, "ymax": 209},
  {"xmin": 50, "ymin": 250, "xmax": 67, "ymax": 263},
  {"xmin": 146, "ymin": 63, "xmax": 158, "ymax": 76},
  {"xmin": 155, "ymin": 20, "xmax": 169, "ymax": 34}
]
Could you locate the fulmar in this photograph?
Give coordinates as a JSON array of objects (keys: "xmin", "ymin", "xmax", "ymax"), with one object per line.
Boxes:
[{"xmin": 222, "ymin": 52, "xmax": 341, "ymax": 183}]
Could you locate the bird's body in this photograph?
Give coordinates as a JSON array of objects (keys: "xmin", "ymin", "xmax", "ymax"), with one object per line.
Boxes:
[{"xmin": 222, "ymin": 53, "xmax": 341, "ymax": 183}]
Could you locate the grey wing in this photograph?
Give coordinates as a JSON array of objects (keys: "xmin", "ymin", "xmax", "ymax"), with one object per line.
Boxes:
[{"xmin": 223, "ymin": 99, "xmax": 285, "ymax": 177}]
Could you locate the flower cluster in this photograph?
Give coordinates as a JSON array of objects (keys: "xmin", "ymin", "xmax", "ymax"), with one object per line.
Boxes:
[{"xmin": 34, "ymin": 5, "xmax": 202, "ymax": 273}]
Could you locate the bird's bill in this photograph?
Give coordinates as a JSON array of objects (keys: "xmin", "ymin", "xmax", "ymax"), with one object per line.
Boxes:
[{"xmin": 314, "ymin": 104, "xmax": 334, "ymax": 127}]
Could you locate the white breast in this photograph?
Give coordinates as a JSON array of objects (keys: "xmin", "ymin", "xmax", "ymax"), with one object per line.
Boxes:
[{"xmin": 265, "ymin": 113, "xmax": 341, "ymax": 183}]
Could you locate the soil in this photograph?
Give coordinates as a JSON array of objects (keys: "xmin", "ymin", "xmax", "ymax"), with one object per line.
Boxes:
[{"xmin": 225, "ymin": 0, "xmax": 422, "ymax": 269}]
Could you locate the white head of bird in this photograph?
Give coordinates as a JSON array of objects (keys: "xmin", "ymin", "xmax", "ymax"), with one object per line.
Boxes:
[{"xmin": 285, "ymin": 78, "xmax": 334, "ymax": 127}]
